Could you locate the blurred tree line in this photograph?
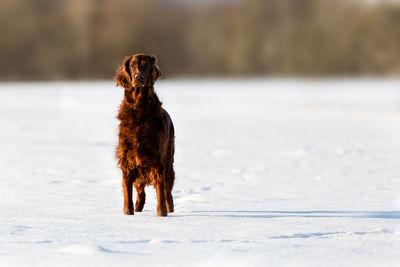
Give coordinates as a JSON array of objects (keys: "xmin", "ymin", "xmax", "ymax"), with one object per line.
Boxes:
[{"xmin": 0, "ymin": 0, "xmax": 399, "ymax": 80}]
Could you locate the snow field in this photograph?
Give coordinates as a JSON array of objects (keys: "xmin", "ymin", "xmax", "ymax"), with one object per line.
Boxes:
[{"xmin": 0, "ymin": 79, "xmax": 399, "ymax": 266}]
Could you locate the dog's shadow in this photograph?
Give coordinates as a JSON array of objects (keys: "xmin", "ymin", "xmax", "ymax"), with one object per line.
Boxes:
[{"xmin": 183, "ymin": 210, "xmax": 400, "ymax": 219}]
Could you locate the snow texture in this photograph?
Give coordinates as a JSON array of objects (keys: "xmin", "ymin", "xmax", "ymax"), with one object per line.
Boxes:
[{"xmin": 0, "ymin": 79, "xmax": 399, "ymax": 266}]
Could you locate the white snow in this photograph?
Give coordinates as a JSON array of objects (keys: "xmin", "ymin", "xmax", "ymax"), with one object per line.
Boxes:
[{"xmin": 0, "ymin": 79, "xmax": 399, "ymax": 266}]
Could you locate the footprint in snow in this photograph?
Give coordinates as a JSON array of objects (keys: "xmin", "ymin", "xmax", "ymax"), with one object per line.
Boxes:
[
  {"xmin": 60, "ymin": 244, "xmax": 129, "ymax": 255},
  {"xmin": 10, "ymin": 225, "xmax": 32, "ymax": 235}
]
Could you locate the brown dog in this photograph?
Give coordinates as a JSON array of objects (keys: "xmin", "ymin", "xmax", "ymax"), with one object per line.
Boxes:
[{"xmin": 115, "ymin": 54, "xmax": 175, "ymax": 216}]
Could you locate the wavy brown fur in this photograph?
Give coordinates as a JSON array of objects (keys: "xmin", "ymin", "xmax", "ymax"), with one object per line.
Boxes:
[{"xmin": 115, "ymin": 54, "xmax": 175, "ymax": 216}]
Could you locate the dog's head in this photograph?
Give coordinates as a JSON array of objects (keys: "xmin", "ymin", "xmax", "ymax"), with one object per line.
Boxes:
[{"xmin": 115, "ymin": 54, "xmax": 162, "ymax": 90}]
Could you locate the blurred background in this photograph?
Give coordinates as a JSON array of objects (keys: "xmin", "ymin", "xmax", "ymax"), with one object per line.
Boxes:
[{"xmin": 0, "ymin": 0, "xmax": 399, "ymax": 80}]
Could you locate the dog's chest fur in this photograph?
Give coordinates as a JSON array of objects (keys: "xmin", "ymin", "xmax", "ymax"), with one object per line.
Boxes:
[{"xmin": 116, "ymin": 100, "xmax": 167, "ymax": 171}]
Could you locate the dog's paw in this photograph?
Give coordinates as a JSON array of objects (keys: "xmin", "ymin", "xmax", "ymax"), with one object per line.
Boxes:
[
  {"xmin": 167, "ymin": 205, "xmax": 174, "ymax": 213},
  {"xmin": 123, "ymin": 208, "xmax": 134, "ymax": 215},
  {"xmin": 157, "ymin": 207, "xmax": 168, "ymax": 217}
]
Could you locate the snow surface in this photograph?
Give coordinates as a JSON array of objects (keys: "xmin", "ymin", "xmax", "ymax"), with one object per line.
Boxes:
[{"xmin": 0, "ymin": 79, "xmax": 399, "ymax": 266}]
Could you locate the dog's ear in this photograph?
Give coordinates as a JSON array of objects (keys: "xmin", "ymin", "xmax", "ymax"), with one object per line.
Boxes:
[
  {"xmin": 151, "ymin": 55, "xmax": 162, "ymax": 82},
  {"xmin": 115, "ymin": 56, "xmax": 133, "ymax": 88}
]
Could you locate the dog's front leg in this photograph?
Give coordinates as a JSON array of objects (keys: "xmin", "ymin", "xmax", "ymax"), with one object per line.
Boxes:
[
  {"xmin": 155, "ymin": 170, "xmax": 168, "ymax": 217},
  {"xmin": 122, "ymin": 169, "xmax": 134, "ymax": 215}
]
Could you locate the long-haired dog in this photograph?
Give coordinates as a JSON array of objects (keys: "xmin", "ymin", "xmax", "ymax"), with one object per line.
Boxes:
[{"xmin": 115, "ymin": 54, "xmax": 175, "ymax": 216}]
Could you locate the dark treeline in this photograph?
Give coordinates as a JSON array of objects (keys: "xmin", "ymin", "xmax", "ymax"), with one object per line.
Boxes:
[{"xmin": 0, "ymin": 0, "xmax": 399, "ymax": 80}]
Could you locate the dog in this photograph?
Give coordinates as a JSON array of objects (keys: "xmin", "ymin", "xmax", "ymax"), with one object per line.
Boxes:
[{"xmin": 115, "ymin": 54, "xmax": 175, "ymax": 216}]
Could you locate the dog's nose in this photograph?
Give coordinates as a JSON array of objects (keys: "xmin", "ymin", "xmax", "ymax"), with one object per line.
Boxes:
[{"xmin": 135, "ymin": 74, "xmax": 143, "ymax": 82}]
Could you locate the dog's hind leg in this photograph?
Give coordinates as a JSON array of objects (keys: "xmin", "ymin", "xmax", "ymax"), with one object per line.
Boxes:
[{"xmin": 134, "ymin": 183, "xmax": 146, "ymax": 212}]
